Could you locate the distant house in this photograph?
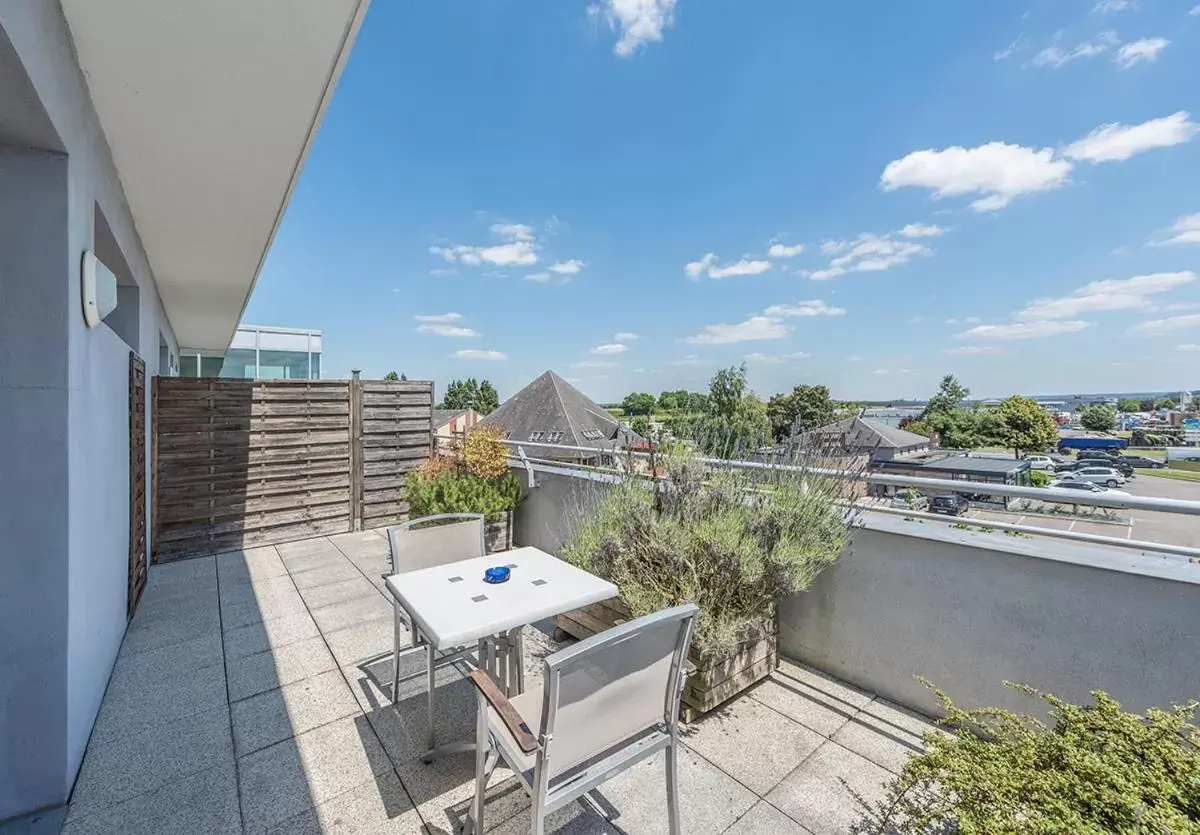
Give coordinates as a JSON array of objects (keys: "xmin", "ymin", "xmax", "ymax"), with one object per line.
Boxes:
[
  {"xmin": 808, "ymin": 416, "xmax": 932, "ymax": 461},
  {"xmin": 433, "ymin": 408, "xmax": 480, "ymax": 439},
  {"xmin": 478, "ymin": 370, "xmax": 645, "ymax": 463}
]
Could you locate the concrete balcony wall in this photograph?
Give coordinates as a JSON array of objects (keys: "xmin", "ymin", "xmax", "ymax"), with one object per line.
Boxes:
[
  {"xmin": 782, "ymin": 514, "xmax": 1200, "ymax": 718},
  {"xmin": 513, "ymin": 466, "xmax": 1200, "ymax": 721}
]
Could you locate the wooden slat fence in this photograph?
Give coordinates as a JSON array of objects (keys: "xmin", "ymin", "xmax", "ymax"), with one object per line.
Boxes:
[{"xmin": 152, "ymin": 375, "xmax": 432, "ymax": 561}]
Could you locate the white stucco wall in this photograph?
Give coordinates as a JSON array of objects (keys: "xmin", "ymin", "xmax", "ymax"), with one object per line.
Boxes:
[{"xmin": 1, "ymin": 1, "xmax": 178, "ymax": 816}]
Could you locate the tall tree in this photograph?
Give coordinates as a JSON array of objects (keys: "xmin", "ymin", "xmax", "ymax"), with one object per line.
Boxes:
[
  {"xmin": 693, "ymin": 365, "xmax": 771, "ymax": 457},
  {"xmin": 1080, "ymin": 405, "xmax": 1116, "ymax": 432},
  {"xmin": 1117, "ymin": 398, "xmax": 1140, "ymax": 413},
  {"xmin": 997, "ymin": 395, "xmax": 1059, "ymax": 457},
  {"xmin": 1139, "ymin": 398, "xmax": 1157, "ymax": 412},
  {"xmin": 922, "ymin": 374, "xmax": 970, "ymax": 419},
  {"xmin": 766, "ymin": 385, "xmax": 836, "ymax": 442},
  {"xmin": 383, "ymin": 371, "xmax": 400, "ymax": 381},
  {"xmin": 477, "ymin": 380, "xmax": 500, "ymax": 415},
  {"xmin": 708, "ymin": 364, "xmax": 749, "ymax": 419},
  {"xmin": 621, "ymin": 392, "xmax": 657, "ymax": 416}
]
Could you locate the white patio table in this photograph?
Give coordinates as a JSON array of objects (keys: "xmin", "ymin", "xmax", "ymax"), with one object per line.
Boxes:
[{"xmin": 385, "ymin": 546, "xmax": 618, "ymax": 761}]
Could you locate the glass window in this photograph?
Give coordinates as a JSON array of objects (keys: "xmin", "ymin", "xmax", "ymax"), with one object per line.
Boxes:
[
  {"xmin": 258, "ymin": 349, "xmax": 310, "ymax": 379},
  {"xmin": 311, "ymin": 352, "xmax": 321, "ymax": 379},
  {"xmin": 199, "ymin": 355, "xmax": 226, "ymax": 377},
  {"xmin": 219, "ymin": 348, "xmax": 257, "ymax": 379},
  {"xmin": 178, "ymin": 354, "xmax": 199, "ymax": 377}
]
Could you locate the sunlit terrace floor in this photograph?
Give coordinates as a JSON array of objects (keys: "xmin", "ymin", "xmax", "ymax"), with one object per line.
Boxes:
[{"xmin": 51, "ymin": 532, "xmax": 938, "ymax": 834}]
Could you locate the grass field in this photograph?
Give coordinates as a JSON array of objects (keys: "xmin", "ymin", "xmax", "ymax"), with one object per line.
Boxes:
[{"xmin": 1139, "ymin": 468, "xmax": 1200, "ymax": 483}]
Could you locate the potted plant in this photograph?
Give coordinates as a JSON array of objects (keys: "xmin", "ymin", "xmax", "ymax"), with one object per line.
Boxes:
[
  {"xmin": 406, "ymin": 426, "xmax": 521, "ymax": 552},
  {"xmin": 559, "ymin": 441, "xmax": 864, "ymax": 720}
]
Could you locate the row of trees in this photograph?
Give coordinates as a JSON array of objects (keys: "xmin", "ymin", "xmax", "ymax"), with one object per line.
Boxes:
[
  {"xmin": 1117, "ymin": 397, "xmax": 1178, "ymax": 413},
  {"xmin": 904, "ymin": 374, "xmax": 1059, "ymax": 455},
  {"xmin": 620, "ymin": 390, "xmax": 710, "ymax": 416},
  {"xmin": 439, "ymin": 377, "xmax": 500, "ymax": 415}
]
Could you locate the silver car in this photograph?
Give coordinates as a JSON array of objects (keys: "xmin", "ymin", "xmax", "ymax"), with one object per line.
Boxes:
[{"xmin": 1057, "ymin": 466, "xmax": 1126, "ymax": 487}]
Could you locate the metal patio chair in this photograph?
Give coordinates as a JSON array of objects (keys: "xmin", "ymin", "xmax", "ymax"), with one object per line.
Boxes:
[
  {"xmin": 463, "ymin": 603, "xmax": 699, "ymax": 835},
  {"xmin": 386, "ymin": 514, "xmax": 524, "ymax": 755}
]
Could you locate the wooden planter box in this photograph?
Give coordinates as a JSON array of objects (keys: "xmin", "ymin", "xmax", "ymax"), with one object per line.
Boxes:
[
  {"xmin": 485, "ymin": 512, "xmax": 513, "ymax": 553},
  {"xmin": 556, "ymin": 598, "xmax": 779, "ymax": 723}
]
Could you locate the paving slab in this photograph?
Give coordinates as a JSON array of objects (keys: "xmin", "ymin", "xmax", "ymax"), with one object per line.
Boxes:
[
  {"xmin": 223, "ymin": 611, "xmax": 321, "ymax": 660},
  {"xmin": 748, "ymin": 660, "xmax": 872, "ymax": 737},
  {"xmin": 723, "ymin": 801, "xmax": 814, "ymax": 835},
  {"xmin": 231, "ymin": 669, "xmax": 362, "ymax": 757},
  {"xmin": 90, "ymin": 660, "xmax": 227, "ymax": 745},
  {"xmin": 291, "ymin": 561, "xmax": 365, "ymax": 591},
  {"xmin": 237, "ymin": 714, "xmax": 395, "ymax": 831},
  {"xmin": 831, "ymin": 697, "xmax": 939, "ymax": 775},
  {"xmin": 226, "ymin": 635, "xmax": 339, "ymax": 703},
  {"xmin": 217, "ymin": 547, "xmax": 289, "ymax": 587},
  {"xmin": 765, "ymin": 741, "xmax": 893, "ymax": 835},
  {"xmin": 61, "ymin": 762, "xmax": 240, "ymax": 835},
  {"xmin": 118, "ymin": 603, "xmax": 222, "ymax": 659},
  {"xmin": 311, "ymin": 593, "xmax": 394, "ymax": 634},
  {"xmin": 106, "ymin": 630, "xmax": 223, "ymax": 692},
  {"xmin": 298, "ymin": 575, "xmax": 381, "ymax": 610},
  {"xmin": 264, "ymin": 771, "xmax": 423, "ymax": 834},
  {"xmin": 67, "ymin": 705, "xmax": 233, "ymax": 821},
  {"xmin": 682, "ymin": 695, "xmax": 825, "ymax": 795},
  {"xmin": 324, "ymin": 615, "xmax": 395, "ymax": 667}
]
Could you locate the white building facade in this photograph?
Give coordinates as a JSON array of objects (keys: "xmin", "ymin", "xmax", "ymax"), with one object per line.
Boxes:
[
  {"xmin": 179, "ymin": 325, "xmax": 324, "ymax": 379},
  {"xmin": 0, "ymin": 0, "xmax": 366, "ymax": 821}
]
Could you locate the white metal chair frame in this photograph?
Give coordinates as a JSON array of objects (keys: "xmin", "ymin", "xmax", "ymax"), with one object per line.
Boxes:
[
  {"xmin": 463, "ymin": 603, "xmax": 699, "ymax": 835},
  {"xmin": 386, "ymin": 513, "xmax": 525, "ymax": 759}
]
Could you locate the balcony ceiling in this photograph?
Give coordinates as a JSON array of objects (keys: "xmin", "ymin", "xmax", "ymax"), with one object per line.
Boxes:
[{"xmin": 61, "ymin": 0, "xmax": 368, "ymax": 350}]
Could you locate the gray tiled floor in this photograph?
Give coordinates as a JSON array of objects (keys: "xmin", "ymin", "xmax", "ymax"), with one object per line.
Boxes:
[{"xmin": 60, "ymin": 532, "xmax": 939, "ymax": 834}]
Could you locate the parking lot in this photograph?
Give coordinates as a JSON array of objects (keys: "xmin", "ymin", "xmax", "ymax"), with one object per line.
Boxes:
[{"xmin": 967, "ymin": 472, "xmax": 1200, "ymax": 550}]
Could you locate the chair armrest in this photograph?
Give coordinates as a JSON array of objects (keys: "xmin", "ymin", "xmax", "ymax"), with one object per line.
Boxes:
[{"xmin": 467, "ymin": 668, "xmax": 538, "ymax": 753}]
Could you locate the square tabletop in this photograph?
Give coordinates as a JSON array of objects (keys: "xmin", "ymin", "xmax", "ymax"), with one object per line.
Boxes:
[{"xmin": 385, "ymin": 546, "xmax": 618, "ymax": 650}]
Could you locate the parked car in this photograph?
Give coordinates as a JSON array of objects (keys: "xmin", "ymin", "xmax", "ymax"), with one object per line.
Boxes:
[
  {"xmin": 1056, "ymin": 466, "xmax": 1126, "ymax": 487},
  {"xmin": 929, "ymin": 494, "xmax": 970, "ymax": 516},
  {"xmin": 1023, "ymin": 454, "xmax": 1056, "ymax": 470},
  {"xmin": 1047, "ymin": 481, "xmax": 1130, "ymax": 497},
  {"xmin": 1077, "ymin": 455, "xmax": 1134, "ymax": 477},
  {"xmin": 890, "ymin": 490, "xmax": 929, "ymax": 510},
  {"xmin": 1118, "ymin": 455, "xmax": 1167, "ymax": 469}
]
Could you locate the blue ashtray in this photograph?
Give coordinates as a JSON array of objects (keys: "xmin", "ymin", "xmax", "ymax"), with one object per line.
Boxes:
[{"xmin": 483, "ymin": 566, "xmax": 511, "ymax": 584}]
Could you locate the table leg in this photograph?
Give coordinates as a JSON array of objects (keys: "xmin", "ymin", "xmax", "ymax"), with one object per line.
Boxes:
[
  {"xmin": 425, "ymin": 642, "xmax": 436, "ymax": 758},
  {"xmin": 509, "ymin": 626, "xmax": 525, "ymax": 695},
  {"xmin": 497, "ymin": 634, "xmax": 509, "ymax": 697}
]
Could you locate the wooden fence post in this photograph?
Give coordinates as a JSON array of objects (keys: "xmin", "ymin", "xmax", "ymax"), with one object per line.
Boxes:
[{"xmin": 349, "ymin": 369, "xmax": 364, "ymax": 531}]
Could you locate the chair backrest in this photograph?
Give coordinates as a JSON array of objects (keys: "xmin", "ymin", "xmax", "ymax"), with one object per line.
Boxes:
[
  {"xmin": 538, "ymin": 604, "xmax": 698, "ymax": 779},
  {"xmin": 386, "ymin": 514, "xmax": 486, "ymax": 575}
]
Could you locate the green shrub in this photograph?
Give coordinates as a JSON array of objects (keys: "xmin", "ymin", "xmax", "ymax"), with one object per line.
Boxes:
[
  {"xmin": 406, "ymin": 470, "xmax": 520, "ymax": 521},
  {"xmin": 1029, "ymin": 470, "xmax": 1053, "ymax": 487},
  {"xmin": 853, "ymin": 681, "xmax": 1200, "ymax": 834},
  {"xmin": 563, "ymin": 446, "xmax": 862, "ymax": 656}
]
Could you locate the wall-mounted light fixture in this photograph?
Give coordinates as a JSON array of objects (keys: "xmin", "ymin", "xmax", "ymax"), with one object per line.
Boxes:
[{"xmin": 81, "ymin": 250, "xmax": 118, "ymax": 327}]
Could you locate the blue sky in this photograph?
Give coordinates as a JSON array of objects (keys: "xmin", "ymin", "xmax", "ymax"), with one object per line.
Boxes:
[{"xmin": 245, "ymin": 0, "xmax": 1200, "ymax": 403}]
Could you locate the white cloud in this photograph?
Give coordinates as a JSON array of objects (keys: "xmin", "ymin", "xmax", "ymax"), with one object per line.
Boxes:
[
  {"xmin": 1190, "ymin": 4, "xmax": 1200, "ymax": 15},
  {"xmin": 666, "ymin": 355, "xmax": 711, "ymax": 366},
  {"xmin": 1127, "ymin": 313, "xmax": 1200, "ymax": 335},
  {"xmin": 685, "ymin": 252, "xmax": 772, "ymax": 279},
  {"xmin": 613, "ymin": 332, "xmax": 640, "ymax": 341},
  {"xmin": 899, "ymin": 223, "xmax": 944, "ymax": 238},
  {"xmin": 1148, "ymin": 213, "xmax": 1200, "ymax": 246},
  {"xmin": 1095, "ymin": 0, "xmax": 1135, "ymax": 11},
  {"xmin": 1165, "ymin": 301, "xmax": 1200, "ymax": 311},
  {"xmin": 452, "ymin": 349, "xmax": 507, "ymax": 361},
  {"xmin": 429, "ymin": 268, "xmax": 458, "ymax": 277},
  {"xmin": 763, "ymin": 300, "xmax": 846, "ymax": 317},
  {"xmin": 548, "ymin": 259, "xmax": 585, "ymax": 275},
  {"xmin": 591, "ymin": 0, "xmax": 677, "ymax": 57},
  {"xmin": 590, "ymin": 343, "xmax": 629, "ymax": 355},
  {"xmin": 945, "ymin": 316, "xmax": 982, "ymax": 325},
  {"xmin": 571, "ymin": 359, "xmax": 619, "ymax": 369},
  {"xmin": 1114, "ymin": 37, "xmax": 1170, "ymax": 69},
  {"xmin": 744, "ymin": 352, "xmax": 811, "ymax": 364},
  {"xmin": 431, "ymin": 240, "xmax": 538, "ymax": 267},
  {"xmin": 810, "ymin": 231, "xmax": 934, "ymax": 279},
  {"xmin": 1178, "ymin": 343, "xmax": 1200, "ymax": 351},
  {"xmin": 881, "ymin": 142, "xmax": 1072, "ymax": 211},
  {"xmin": 1032, "ymin": 32, "xmax": 1118, "ymax": 68},
  {"xmin": 685, "ymin": 315, "xmax": 790, "ymax": 345},
  {"xmin": 944, "ymin": 346, "xmax": 1007, "ymax": 355},
  {"xmin": 1064, "ymin": 111, "xmax": 1199, "ymax": 163},
  {"xmin": 416, "ymin": 324, "xmax": 480, "ymax": 337},
  {"xmin": 872, "ymin": 368, "xmax": 912, "ymax": 375},
  {"xmin": 1016, "ymin": 271, "xmax": 1195, "ymax": 320},
  {"xmin": 994, "ymin": 36, "xmax": 1024, "ymax": 61},
  {"xmin": 414, "ymin": 313, "xmax": 463, "ymax": 323},
  {"xmin": 958, "ymin": 320, "xmax": 1091, "ymax": 340},
  {"xmin": 490, "ymin": 223, "xmax": 534, "ymax": 241},
  {"xmin": 524, "ymin": 273, "xmax": 552, "ymax": 283},
  {"xmin": 768, "ymin": 242, "xmax": 806, "ymax": 258}
]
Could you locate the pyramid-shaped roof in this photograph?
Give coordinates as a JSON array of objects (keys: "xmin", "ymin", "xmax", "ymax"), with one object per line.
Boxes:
[{"xmin": 478, "ymin": 370, "xmax": 643, "ymax": 458}]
